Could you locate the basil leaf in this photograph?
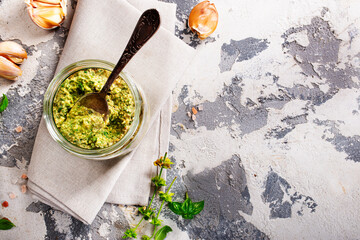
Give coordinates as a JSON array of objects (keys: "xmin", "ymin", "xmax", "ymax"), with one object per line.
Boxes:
[
  {"xmin": 191, "ymin": 200, "xmax": 204, "ymax": 216},
  {"xmin": 168, "ymin": 202, "xmax": 182, "ymax": 215},
  {"xmin": 188, "ymin": 198, "xmax": 194, "ymax": 213},
  {"xmin": 182, "ymin": 214, "xmax": 194, "ymax": 219},
  {"xmin": 168, "ymin": 193, "xmax": 205, "ymax": 219},
  {"xmin": 0, "ymin": 94, "xmax": 9, "ymax": 113},
  {"xmin": 0, "ymin": 218, "xmax": 15, "ymax": 230},
  {"xmin": 182, "ymin": 195, "xmax": 191, "ymax": 213},
  {"xmin": 154, "ymin": 225, "xmax": 172, "ymax": 240}
]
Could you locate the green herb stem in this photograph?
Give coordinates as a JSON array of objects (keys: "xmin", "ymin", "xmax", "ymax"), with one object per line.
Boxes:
[
  {"xmin": 150, "ymin": 226, "xmax": 158, "ymax": 239},
  {"xmin": 158, "ymin": 168, "xmax": 164, "ymax": 180},
  {"xmin": 163, "ymin": 152, "xmax": 168, "ymax": 161},
  {"xmin": 166, "ymin": 177, "xmax": 177, "ymax": 194},
  {"xmin": 135, "ymin": 217, "xmax": 144, "ymax": 230},
  {"xmin": 156, "ymin": 201, "xmax": 165, "ymax": 219},
  {"xmin": 147, "ymin": 153, "xmax": 167, "ymax": 210},
  {"xmin": 156, "ymin": 177, "xmax": 176, "ymax": 219},
  {"xmin": 150, "ymin": 177, "xmax": 177, "ymax": 239},
  {"xmin": 148, "ymin": 185, "xmax": 158, "ymax": 209}
]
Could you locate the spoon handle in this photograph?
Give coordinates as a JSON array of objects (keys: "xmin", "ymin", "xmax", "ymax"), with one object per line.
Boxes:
[{"xmin": 100, "ymin": 9, "xmax": 161, "ymax": 95}]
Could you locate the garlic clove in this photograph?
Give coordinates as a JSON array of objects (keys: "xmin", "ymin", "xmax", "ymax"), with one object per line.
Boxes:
[
  {"xmin": 8, "ymin": 57, "xmax": 25, "ymax": 65},
  {"xmin": 0, "ymin": 41, "xmax": 27, "ymax": 64},
  {"xmin": 28, "ymin": 6, "xmax": 65, "ymax": 29},
  {"xmin": 26, "ymin": 0, "xmax": 55, "ymax": 8},
  {"xmin": 0, "ymin": 56, "xmax": 22, "ymax": 80},
  {"xmin": 59, "ymin": 0, "xmax": 67, "ymax": 16},
  {"xmin": 25, "ymin": 0, "xmax": 67, "ymax": 30},
  {"xmin": 30, "ymin": 13, "xmax": 57, "ymax": 29},
  {"xmin": 29, "ymin": 1, "xmax": 57, "ymax": 8},
  {"xmin": 37, "ymin": 0, "xmax": 62, "ymax": 4},
  {"xmin": 188, "ymin": 1, "xmax": 218, "ymax": 40},
  {"xmin": 35, "ymin": 7, "xmax": 64, "ymax": 24}
]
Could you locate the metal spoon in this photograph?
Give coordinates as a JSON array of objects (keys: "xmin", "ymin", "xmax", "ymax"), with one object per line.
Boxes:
[{"xmin": 77, "ymin": 9, "xmax": 160, "ymax": 119}]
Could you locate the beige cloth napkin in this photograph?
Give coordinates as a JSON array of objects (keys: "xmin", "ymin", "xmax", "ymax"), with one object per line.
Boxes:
[{"xmin": 27, "ymin": 0, "xmax": 195, "ymax": 224}]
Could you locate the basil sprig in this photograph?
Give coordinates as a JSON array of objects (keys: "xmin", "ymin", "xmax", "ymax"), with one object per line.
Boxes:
[
  {"xmin": 0, "ymin": 218, "xmax": 15, "ymax": 230},
  {"xmin": 168, "ymin": 192, "xmax": 204, "ymax": 219},
  {"xmin": 0, "ymin": 94, "xmax": 8, "ymax": 113}
]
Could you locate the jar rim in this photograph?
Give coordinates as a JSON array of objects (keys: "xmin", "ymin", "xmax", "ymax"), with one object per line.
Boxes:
[{"xmin": 43, "ymin": 59, "xmax": 148, "ymax": 160}]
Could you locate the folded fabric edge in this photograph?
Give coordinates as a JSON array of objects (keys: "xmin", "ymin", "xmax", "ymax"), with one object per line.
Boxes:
[{"xmin": 27, "ymin": 180, "xmax": 91, "ymax": 224}]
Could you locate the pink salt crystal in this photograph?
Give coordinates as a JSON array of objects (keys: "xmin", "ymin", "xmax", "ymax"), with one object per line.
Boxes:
[
  {"xmin": 15, "ymin": 126, "xmax": 23, "ymax": 133},
  {"xmin": 9, "ymin": 193, "xmax": 16, "ymax": 199},
  {"xmin": 21, "ymin": 185, "xmax": 27, "ymax": 193}
]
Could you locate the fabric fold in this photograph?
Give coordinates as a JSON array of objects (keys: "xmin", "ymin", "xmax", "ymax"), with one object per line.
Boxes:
[{"xmin": 27, "ymin": 0, "xmax": 195, "ymax": 224}]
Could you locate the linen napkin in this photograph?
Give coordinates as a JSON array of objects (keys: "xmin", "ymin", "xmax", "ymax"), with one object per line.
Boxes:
[{"xmin": 27, "ymin": 0, "xmax": 195, "ymax": 224}]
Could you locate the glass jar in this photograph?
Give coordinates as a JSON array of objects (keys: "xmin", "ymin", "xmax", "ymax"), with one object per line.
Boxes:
[{"xmin": 43, "ymin": 59, "xmax": 149, "ymax": 160}]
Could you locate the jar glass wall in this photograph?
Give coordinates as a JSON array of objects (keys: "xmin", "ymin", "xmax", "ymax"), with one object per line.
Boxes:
[{"xmin": 43, "ymin": 59, "xmax": 149, "ymax": 160}]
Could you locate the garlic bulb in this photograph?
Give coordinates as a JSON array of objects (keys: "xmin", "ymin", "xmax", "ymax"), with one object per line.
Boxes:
[
  {"xmin": 0, "ymin": 41, "xmax": 28, "ymax": 64},
  {"xmin": 0, "ymin": 56, "xmax": 22, "ymax": 81},
  {"xmin": 188, "ymin": 1, "xmax": 218, "ymax": 40},
  {"xmin": 25, "ymin": 0, "xmax": 67, "ymax": 30}
]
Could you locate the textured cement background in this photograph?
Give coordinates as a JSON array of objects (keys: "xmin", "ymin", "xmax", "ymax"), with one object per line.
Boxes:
[{"xmin": 1, "ymin": 0, "xmax": 360, "ymax": 239}]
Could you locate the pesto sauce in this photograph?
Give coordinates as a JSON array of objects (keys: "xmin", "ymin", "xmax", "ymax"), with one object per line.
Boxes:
[{"xmin": 53, "ymin": 68, "xmax": 135, "ymax": 149}]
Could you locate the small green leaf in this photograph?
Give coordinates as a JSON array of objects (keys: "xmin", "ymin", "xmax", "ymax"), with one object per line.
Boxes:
[
  {"xmin": 141, "ymin": 235, "xmax": 151, "ymax": 240},
  {"xmin": 122, "ymin": 228, "xmax": 137, "ymax": 239},
  {"xmin": 150, "ymin": 216, "xmax": 162, "ymax": 226},
  {"xmin": 0, "ymin": 218, "xmax": 15, "ymax": 230},
  {"xmin": 159, "ymin": 191, "xmax": 174, "ymax": 203},
  {"xmin": 162, "ymin": 158, "xmax": 174, "ymax": 169},
  {"xmin": 154, "ymin": 225, "xmax": 172, "ymax": 240},
  {"xmin": 0, "ymin": 94, "xmax": 9, "ymax": 113},
  {"xmin": 151, "ymin": 176, "xmax": 166, "ymax": 187},
  {"xmin": 138, "ymin": 206, "xmax": 154, "ymax": 220}
]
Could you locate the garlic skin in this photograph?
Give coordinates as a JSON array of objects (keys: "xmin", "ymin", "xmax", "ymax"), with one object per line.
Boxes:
[
  {"xmin": 0, "ymin": 56, "xmax": 22, "ymax": 81},
  {"xmin": 25, "ymin": 0, "xmax": 67, "ymax": 30},
  {"xmin": 188, "ymin": 1, "xmax": 218, "ymax": 40},
  {"xmin": 0, "ymin": 41, "xmax": 28, "ymax": 64}
]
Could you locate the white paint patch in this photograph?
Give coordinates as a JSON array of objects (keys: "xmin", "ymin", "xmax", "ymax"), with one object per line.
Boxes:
[
  {"xmin": 51, "ymin": 210, "xmax": 72, "ymax": 234},
  {"xmin": 170, "ymin": 126, "xmax": 241, "ymax": 175},
  {"xmin": 109, "ymin": 205, "xmax": 120, "ymax": 223},
  {"xmin": 286, "ymin": 29, "xmax": 310, "ymax": 47},
  {"xmin": 16, "ymin": 157, "xmax": 29, "ymax": 171},
  {"xmin": 98, "ymin": 222, "xmax": 111, "ymax": 238},
  {"xmin": 0, "ymin": 142, "xmax": 16, "ymax": 155},
  {"xmin": 161, "ymin": 219, "xmax": 191, "ymax": 240},
  {"xmin": 102, "ymin": 210, "xmax": 109, "ymax": 219},
  {"xmin": 314, "ymin": 88, "xmax": 360, "ymax": 137}
]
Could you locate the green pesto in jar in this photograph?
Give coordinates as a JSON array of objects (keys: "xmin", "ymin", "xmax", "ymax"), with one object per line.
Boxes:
[{"xmin": 52, "ymin": 68, "xmax": 135, "ymax": 149}]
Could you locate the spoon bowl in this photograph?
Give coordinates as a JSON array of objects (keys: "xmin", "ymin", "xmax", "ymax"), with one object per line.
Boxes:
[{"xmin": 78, "ymin": 92, "xmax": 109, "ymax": 118}]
